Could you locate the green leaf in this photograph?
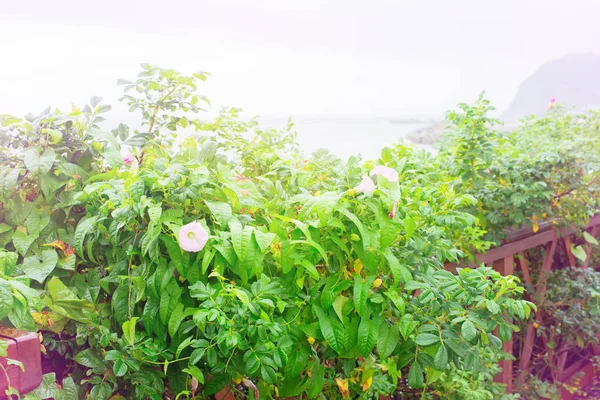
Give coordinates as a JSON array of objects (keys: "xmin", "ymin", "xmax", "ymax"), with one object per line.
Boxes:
[
  {"xmin": 23, "ymin": 147, "xmax": 56, "ymax": 175},
  {"xmin": 377, "ymin": 323, "xmax": 400, "ymax": 359},
  {"xmin": 12, "ymin": 227, "xmax": 37, "ymax": 255},
  {"xmin": 415, "ymin": 333, "xmax": 440, "ymax": 347},
  {"xmin": 384, "ymin": 290, "xmax": 405, "ymax": 315},
  {"xmin": 74, "ymin": 216, "xmax": 101, "ymax": 258},
  {"xmin": 74, "ymin": 349, "xmax": 105, "ymax": 371},
  {"xmin": 122, "ymin": 317, "xmax": 138, "ymax": 346},
  {"xmin": 205, "ymin": 200, "xmax": 232, "ymax": 225},
  {"xmin": 583, "ymin": 231, "xmax": 598, "ymax": 246},
  {"xmin": 0, "ymin": 282, "xmax": 13, "ymax": 320},
  {"xmin": 571, "ymin": 244, "xmax": 587, "ymax": 262},
  {"xmin": 89, "ymin": 382, "xmax": 113, "ymax": 400},
  {"xmin": 434, "ymin": 345, "xmax": 448, "ymax": 370},
  {"xmin": 306, "ymin": 363, "xmax": 325, "ymax": 398},
  {"xmin": 22, "ymin": 249, "xmax": 58, "ymax": 283},
  {"xmin": 0, "ymin": 251, "xmax": 18, "ymax": 275},
  {"xmin": 403, "ymin": 215, "xmax": 416, "ymax": 241},
  {"xmin": 498, "ymin": 324, "xmax": 512, "ymax": 342},
  {"xmin": 408, "ymin": 361, "xmax": 424, "ymax": 388},
  {"xmin": 353, "ymin": 275, "xmax": 370, "ymax": 317},
  {"xmin": 168, "ymin": 303, "xmax": 185, "ymax": 338},
  {"xmin": 333, "ymin": 295, "xmax": 349, "ymax": 322},
  {"xmin": 56, "ymin": 377, "xmax": 79, "ymax": 400},
  {"xmin": 261, "ymin": 365, "xmax": 277, "ymax": 385},
  {"xmin": 461, "ymin": 320, "xmax": 477, "ymax": 341},
  {"xmin": 190, "ymin": 347, "xmax": 206, "ymax": 365},
  {"xmin": 113, "ymin": 359, "xmax": 128, "ymax": 376},
  {"xmin": 357, "ymin": 315, "xmax": 377, "ymax": 357},
  {"xmin": 148, "ymin": 205, "xmax": 162, "ymax": 222},
  {"xmin": 399, "ymin": 313, "xmax": 416, "ymax": 340},
  {"xmin": 383, "ymin": 248, "xmax": 412, "ymax": 284},
  {"xmin": 486, "ymin": 299, "xmax": 501, "ymax": 314},
  {"xmin": 314, "ymin": 306, "xmax": 343, "ymax": 353},
  {"xmin": 102, "ymin": 149, "xmax": 123, "ymax": 168},
  {"xmin": 159, "ymin": 292, "xmax": 171, "ymax": 325},
  {"xmin": 183, "ymin": 365, "xmax": 205, "ymax": 385},
  {"xmin": 254, "ymin": 230, "xmax": 276, "ymax": 253},
  {"xmin": 206, "ymin": 346, "xmax": 217, "ymax": 367}
]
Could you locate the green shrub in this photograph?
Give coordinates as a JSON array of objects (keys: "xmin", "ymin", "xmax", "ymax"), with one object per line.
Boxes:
[{"xmin": 1, "ymin": 66, "xmax": 598, "ymax": 399}]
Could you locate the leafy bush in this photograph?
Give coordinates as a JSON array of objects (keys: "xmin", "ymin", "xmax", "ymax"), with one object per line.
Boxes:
[{"xmin": 1, "ymin": 65, "xmax": 598, "ymax": 399}]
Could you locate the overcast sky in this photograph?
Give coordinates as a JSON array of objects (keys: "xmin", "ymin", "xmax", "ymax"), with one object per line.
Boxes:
[{"xmin": 1, "ymin": 0, "xmax": 599, "ymax": 118}]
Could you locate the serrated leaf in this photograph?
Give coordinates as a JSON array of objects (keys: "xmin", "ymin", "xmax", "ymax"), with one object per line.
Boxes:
[
  {"xmin": 434, "ymin": 345, "xmax": 448, "ymax": 370},
  {"xmin": 261, "ymin": 365, "xmax": 277, "ymax": 385},
  {"xmin": 408, "ymin": 361, "xmax": 424, "ymax": 388},
  {"xmin": 415, "ymin": 333, "xmax": 440, "ymax": 347},
  {"xmin": 498, "ymin": 324, "xmax": 512, "ymax": 342},
  {"xmin": 190, "ymin": 347, "xmax": 206, "ymax": 365},
  {"xmin": 113, "ymin": 359, "xmax": 128, "ymax": 376},
  {"xmin": 399, "ymin": 313, "xmax": 416, "ymax": 340},
  {"xmin": 353, "ymin": 274, "xmax": 370, "ymax": 317},
  {"xmin": 74, "ymin": 349, "xmax": 105, "ymax": 371},
  {"xmin": 403, "ymin": 216, "xmax": 416, "ymax": 241},
  {"xmin": 377, "ymin": 323, "xmax": 399, "ymax": 359},
  {"xmin": 461, "ymin": 320, "xmax": 477, "ymax": 341},
  {"xmin": 307, "ymin": 363, "xmax": 325, "ymax": 398},
  {"xmin": 357, "ymin": 315, "xmax": 377, "ymax": 356},
  {"xmin": 383, "ymin": 248, "xmax": 412, "ymax": 284},
  {"xmin": 486, "ymin": 299, "xmax": 501, "ymax": 314},
  {"xmin": 314, "ymin": 306, "xmax": 343, "ymax": 353},
  {"xmin": 74, "ymin": 216, "xmax": 101, "ymax": 258},
  {"xmin": 0, "ymin": 282, "xmax": 12, "ymax": 320},
  {"xmin": 168, "ymin": 303, "xmax": 185, "ymax": 338},
  {"xmin": 122, "ymin": 317, "xmax": 138, "ymax": 346}
]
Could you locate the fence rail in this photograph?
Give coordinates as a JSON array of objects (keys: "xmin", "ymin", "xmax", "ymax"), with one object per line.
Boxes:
[{"xmin": 471, "ymin": 215, "xmax": 600, "ymax": 394}]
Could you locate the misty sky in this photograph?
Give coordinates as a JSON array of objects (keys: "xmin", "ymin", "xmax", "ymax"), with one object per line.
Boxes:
[{"xmin": 1, "ymin": 0, "xmax": 599, "ymax": 118}]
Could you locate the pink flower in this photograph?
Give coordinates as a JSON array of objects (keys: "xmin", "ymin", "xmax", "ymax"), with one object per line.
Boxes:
[
  {"xmin": 389, "ymin": 201, "xmax": 398, "ymax": 219},
  {"xmin": 178, "ymin": 222, "xmax": 209, "ymax": 252},
  {"xmin": 354, "ymin": 175, "xmax": 376, "ymax": 194},
  {"xmin": 549, "ymin": 97, "xmax": 556, "ymax": 103},
  {"xmin": 123, "ymin": 153, "xmax": 135, "ymax": 165},
  {"xmin": 370, "ymin": 166, "xmax": 399, "ymax": 183}
]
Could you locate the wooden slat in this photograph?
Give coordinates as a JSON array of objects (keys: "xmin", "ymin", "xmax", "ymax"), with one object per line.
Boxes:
[
  {"xmin": 563, "ymin": 235, "xmax": 577, "ymax": 267},
  {"xmin": 516, "ymin": 322, "xmax": 536, "ymax": 385},
  {"xmin": 492, "ymin": 256, "xmax": 514, "ymax": 393},
  {"xmin": 516, "ymin": 254, "xmax": 532, "ymax": 286},
  {"xmin": 476, "ymin": 230, "xmax": 557, "ymax": 264}
]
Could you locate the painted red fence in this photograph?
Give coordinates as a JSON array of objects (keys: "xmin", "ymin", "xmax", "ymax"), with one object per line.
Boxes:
[{"xmin": 472, "ymin": 215, "xmax": 600, "ymax": 394}]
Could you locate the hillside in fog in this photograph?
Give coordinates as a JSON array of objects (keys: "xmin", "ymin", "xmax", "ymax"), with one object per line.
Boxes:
[{"xmin": 503, "ymin": 53, "xmax": 600, "ymax": 120}]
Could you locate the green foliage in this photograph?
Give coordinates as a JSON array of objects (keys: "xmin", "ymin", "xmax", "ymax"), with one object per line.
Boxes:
[{"xmin": 0, "ymin": 67, "xmax": 594, "ymax": 399}]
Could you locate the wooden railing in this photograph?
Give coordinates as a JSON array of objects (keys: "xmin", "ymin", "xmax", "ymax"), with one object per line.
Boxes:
[{"xmin": 473, "ymin": 215, "xmax": 600, "ymax": 394}]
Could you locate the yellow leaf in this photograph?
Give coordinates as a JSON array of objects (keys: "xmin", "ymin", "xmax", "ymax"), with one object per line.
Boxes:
[
  {"xmin": 361, "ymin": 376, "xmax": 373, "ymax": 391},
  {"xmin": 353, "ymin": 259, "xmax": 363, "ymax": 275},
  {"xmin": 335, "ymin": 378, "xmax": 350, "ymax": 398},
  {"xmin": 372, "ymin": 278, "xmax": 382, "ymax": 288},
  {"xmin": 532, "ymin": 222, "xmax": 539, "ymax": 233}
]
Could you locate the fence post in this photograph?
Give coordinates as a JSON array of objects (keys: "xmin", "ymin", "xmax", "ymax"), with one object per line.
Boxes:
[{"xmin": 492, "ymin": 255, "xmax": 515, "ymax": 393}]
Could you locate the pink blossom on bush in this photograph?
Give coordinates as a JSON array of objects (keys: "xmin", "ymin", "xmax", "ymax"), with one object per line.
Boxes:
[
  {"xmin": 354, "ymin": 175, "xmax": 376, "ymax": 193},
  {"xmin": 178, "ymin": 222, "xmax": 209, "ymax": 252},
  {"xmin": 123, "ymin": 153, "xmax": 135, "ymax": 165},
  {"xmin": 370, "ymin": 165, "xmax": 399, "ymax": 183}
]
